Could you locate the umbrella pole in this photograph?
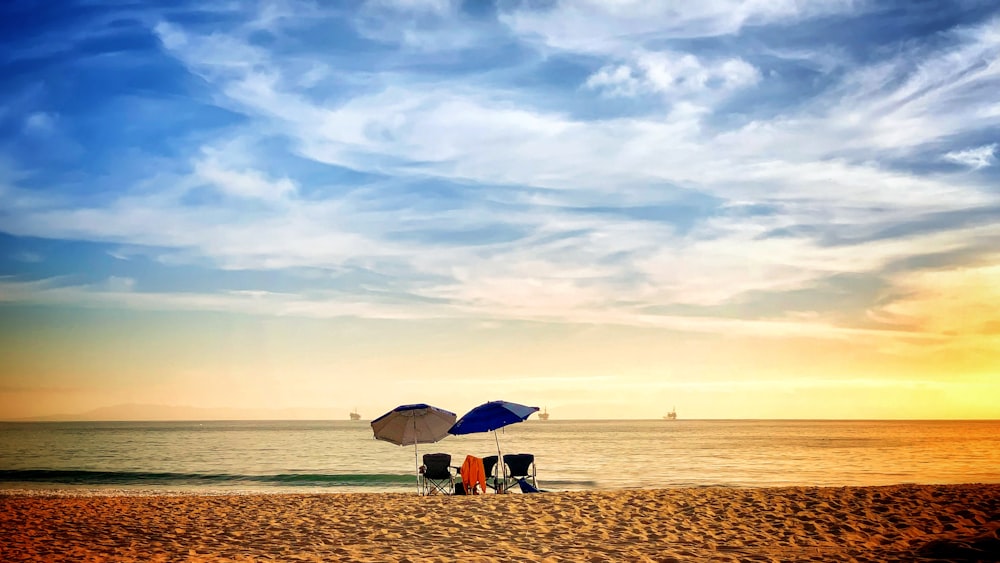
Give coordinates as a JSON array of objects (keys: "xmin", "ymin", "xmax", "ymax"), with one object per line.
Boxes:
[
  {"xmin": 494, "ymin": 430, "xmax": 506, "ymax": 494},
  {"xmin": 414, "ymin": 442, "xmax": 421, "ymax": 495},
  {"xmin": 413, "ymin": 418, "xmax": 421, "ymax": 495}
]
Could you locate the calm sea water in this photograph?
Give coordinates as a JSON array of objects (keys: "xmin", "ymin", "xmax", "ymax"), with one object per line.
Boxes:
[{"xmin": 2, "ymin": 420, "xmax": 998, "ymax": 494}]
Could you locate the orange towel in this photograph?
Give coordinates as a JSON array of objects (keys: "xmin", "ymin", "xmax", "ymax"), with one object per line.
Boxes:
[{"xmin": 460, "ymin": 455, "xmax": 487, "ymax": 495}]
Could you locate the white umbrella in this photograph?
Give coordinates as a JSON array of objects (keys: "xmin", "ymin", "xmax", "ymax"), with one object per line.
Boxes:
[{"xmin": 371, "ymin": 403, "xmax": 457, "ymax": 493}]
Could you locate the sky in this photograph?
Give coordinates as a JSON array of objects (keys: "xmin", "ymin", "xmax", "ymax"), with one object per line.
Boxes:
[{"xmin": 1, "ymin": 0, "xmax": 998, "ymax": 421}]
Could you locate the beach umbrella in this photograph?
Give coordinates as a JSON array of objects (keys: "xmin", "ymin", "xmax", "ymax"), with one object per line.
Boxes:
[
  {"xmin": 449, "ymin": 400, "xmax": 539, "ymax": 491},
  {"xmin": 371, "ymin": 403, "xmax": 457, "ymax": 494}
]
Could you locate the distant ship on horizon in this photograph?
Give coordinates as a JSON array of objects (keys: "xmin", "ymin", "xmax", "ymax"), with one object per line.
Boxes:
[
  {"xmin": 538, "ymin": 406, "xmax": 550, "ymax": 420},
  {"xmin": 664, "ymin": 407, "xmax": 677, "ymax": 420},
  {"xmin": 349, "ymin": 408, "xmax": 361, "ymax": 421}
]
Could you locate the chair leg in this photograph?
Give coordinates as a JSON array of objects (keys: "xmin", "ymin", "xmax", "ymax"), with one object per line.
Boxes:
[{"xmin": 422, "ymin": 477, "xmax": 454, "ymax": 495}]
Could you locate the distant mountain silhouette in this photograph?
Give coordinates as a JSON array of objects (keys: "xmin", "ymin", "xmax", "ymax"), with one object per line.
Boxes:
[{"xmin": 15, "ymin": 403, "xmax": 337, "ymax": 421}]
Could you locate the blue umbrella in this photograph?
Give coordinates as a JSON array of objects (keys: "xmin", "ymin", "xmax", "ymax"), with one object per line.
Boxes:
[
  {"xmin": 449, "ymin": 400, "xmax": 539, "ymax": 491},
  {"xmin": 449, "ymin": 400, "xmax": 539, "ymax": 434}
]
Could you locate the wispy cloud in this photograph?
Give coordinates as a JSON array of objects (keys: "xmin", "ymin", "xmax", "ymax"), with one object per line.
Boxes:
[
  {"xmin": 193, "ymin": 154, "xmax": 298, "ymax": 201},
  {"xmin": 2, "ymin": 0, "xmax": 999, "ymax": 351},
  {"xmin": 499, "ymin": 0, "xmax": 863, "ymax": 51},
  {"xmin": 944, "ymin": 144, "xmax": 998, "ymax": 169},
  {"xmin": 585, "ymin": 50, "xmax": 760, "ymax": 100}
]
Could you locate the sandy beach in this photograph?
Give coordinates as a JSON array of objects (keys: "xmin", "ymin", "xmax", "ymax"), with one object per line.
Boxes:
[{"xmin": 2, "ymin": 484, "xmax": 999, "ymax": 562}]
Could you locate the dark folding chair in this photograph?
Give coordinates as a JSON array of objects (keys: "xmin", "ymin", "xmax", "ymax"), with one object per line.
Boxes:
[
  {"xmin": 502, "ymin": 453, "xmax": 537, "ymax": 492},
  {"xmin": 420, "ymin": 453, "xmax": 454, "ymax": 495},
  {"xmin": 482, "ymin": 455, "xmax": 504, "ymax": 493}
]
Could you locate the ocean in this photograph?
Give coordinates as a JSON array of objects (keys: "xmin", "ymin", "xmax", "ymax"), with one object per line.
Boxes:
[{"xmin": 2, "ymin": 419, "xmax": 998, "ymax": 494}]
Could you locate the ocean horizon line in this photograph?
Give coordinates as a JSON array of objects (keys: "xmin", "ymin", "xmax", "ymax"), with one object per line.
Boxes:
[{"xmin": 4, "ymin": 417, "xmax": 999, "ymax": 423}]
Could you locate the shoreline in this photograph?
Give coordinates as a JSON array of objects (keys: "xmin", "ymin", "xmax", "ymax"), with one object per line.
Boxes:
[
  {"xmin": 2, "ymin": 480, "xmax": 999, "ymax": 497},
  {"xmin": 3, "ymin": 484, "xmax": 999, "ymax": 562}
]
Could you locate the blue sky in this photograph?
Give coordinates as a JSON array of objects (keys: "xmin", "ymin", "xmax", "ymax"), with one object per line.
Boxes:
[{"xmin": 1, "ymin": 1, "xmax": 998, "ymax": 420}]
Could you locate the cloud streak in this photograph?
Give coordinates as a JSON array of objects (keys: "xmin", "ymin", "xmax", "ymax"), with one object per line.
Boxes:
[{"xmin": 2, "ymin": 0, "xmax": 999, "ymax": 352}]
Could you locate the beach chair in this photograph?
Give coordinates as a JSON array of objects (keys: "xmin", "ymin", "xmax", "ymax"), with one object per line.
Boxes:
[
  {"xmin": 482, "ymin": 455, "xmax": 504, "ymax": 493},
  {"xmin": 420, "ymin": 453, "xmax": 454, "ymax": 495},
  {"xmin": 502, "ymin": 453, "xmax": 537, "ymax": 492}
]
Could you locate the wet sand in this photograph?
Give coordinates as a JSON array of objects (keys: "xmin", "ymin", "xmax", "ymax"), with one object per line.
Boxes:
[{"xmin": 2, "ymin": 484, "xmax": 999, "ymax": 562}]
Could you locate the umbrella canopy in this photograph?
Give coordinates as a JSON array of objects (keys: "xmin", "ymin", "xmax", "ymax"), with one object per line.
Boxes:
[
  {"xmin": 371, "ymin": 403, "xmax": 457, "ymax": 494},
  {"xmin": 448, "ymin": 400, "xmax": 539, "ymax": 435},
  {"xmin": 371, "ymin": 403, "xmax": 456, "ymax": 446},
  {"xmin": 449, "ymin": 400, "xmax": 539, "ymax": 492}
]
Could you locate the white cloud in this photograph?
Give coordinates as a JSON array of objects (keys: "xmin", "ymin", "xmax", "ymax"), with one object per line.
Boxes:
[
  {"xmin": 193, "ymin": 156, "xmax": 297, "ymax": 201},
  {"xmin": 944, "ymin": 144, "xmax": 997, "ymax": 169},
  {"xmin": 499, "ymin": 0, "xmax": 862, "ymax": 53},
  {"xmin": 106, "ymin": 249, "xmax": 132, "ymax": 261},
  {"xmin": 0, "ymin": 161, "xmax": 386, "ymax": 273},
  {"xmin": 154, "ymin": 21, "xmax": 267, "ymax": 81},
  {"xmin": 151, "ymin": 15, "xmax": 998, "ymax": 232},
  {"xmin": 352, "ymin": 0, "xmax": 486, "ymax": 52},
  {"xmin": 829, "ymin": 18, "xmax": 1000, "ymax": 151},
  {"xmin": 635, "ymin": 221, "xmax": 1000, "ymax": 307},
  {"xmin": 4, "ymin": 2, "xmax": 999, "ymax": 352},
  {"xmin": 586, "ymin": 51, "xmax": 760, "ymax": 100},
  {"xmin": 0, "ymin": 275, "xmax": 946, "ymax": 347},
  {"xmin": 585, "ymin": 65, "xmax": 641, "ymax": 97}
]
